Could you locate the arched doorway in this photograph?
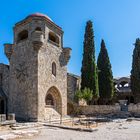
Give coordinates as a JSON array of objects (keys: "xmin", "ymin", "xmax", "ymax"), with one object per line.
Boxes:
[
  {"xmin": 45, "ymin": 86, "xmax": 62, "ymax": 115},
  {"xmin": 0, "ymin": 99, "xmax": 5, "ymax": 114}
]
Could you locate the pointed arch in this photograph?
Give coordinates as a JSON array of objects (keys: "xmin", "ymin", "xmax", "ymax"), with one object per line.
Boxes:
[{"xmin": 45, "ymin": 86, "xmax": 62, "ymax": 115}]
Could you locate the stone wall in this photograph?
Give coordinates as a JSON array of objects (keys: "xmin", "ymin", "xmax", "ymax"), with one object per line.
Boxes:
[
  {"xmin": 37, "ymin": 40, "xmax": 68, "ymax": 121},
  {"xmin": 128, "ymin": 104, "xmax": 140, "ymax": 113},
  {"xmin": 67, "ymin": 73, "xmax": 81, "ymax": 102},
  {"xmin": 76, "ymin": 105, "xmax": 121, "ymax": 115},
  {"xmin": 0, "ymin": 64, "xmax": 9, "ymax": 96},
  {"xmin": 0, "ymin": 64, "xmax": 9, "ymax": 114},
  {"xmin": 8, "ymin": 40, "xmax": 38, "ymax": 121}
]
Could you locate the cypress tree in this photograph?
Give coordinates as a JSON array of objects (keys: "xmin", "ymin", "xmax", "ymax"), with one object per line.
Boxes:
[
  {"xmin": 97, "ymin": 39, "xmax": 114, "ymax": 104},
  {"xmin": 131, "ymin": 38, "xmax": 140, "ymax": 103},
  {"xmin": 81, "ymin": 20, "xmax": 99, "ymax": 100}
]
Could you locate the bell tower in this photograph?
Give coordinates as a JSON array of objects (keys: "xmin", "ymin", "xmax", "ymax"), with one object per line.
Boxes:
[{"xmin": 5, "ymin": 13, "xmax": 71, "ymax": 121}]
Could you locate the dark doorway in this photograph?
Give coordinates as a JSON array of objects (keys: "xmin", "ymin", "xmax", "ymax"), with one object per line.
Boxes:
[
  {"xmin": 0, "ymin": 100, "xmax": 4, "ymax": 114},
  {"xmin": 130, "ymin": 96, "xmax": 134, "ymax": 103},
  {"xmin": 46, "ymin": 94, "xmax": 54, "ymax": 106},
  {"xmin": 125, "ymin": 96, "xmax": 129, "ymax": 105}
]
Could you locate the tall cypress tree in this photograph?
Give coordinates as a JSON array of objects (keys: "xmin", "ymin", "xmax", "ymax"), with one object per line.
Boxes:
[
  {"xmin": 131, "ymin": 38, "xmax": 140, "ymax": 103},
  {"xmin": 97, "ymin": 39, "xmax": 114, "ymax": 104},
  {"xmin": 81, "ymin": 20, "xmax": 99, "ymax": 100}
]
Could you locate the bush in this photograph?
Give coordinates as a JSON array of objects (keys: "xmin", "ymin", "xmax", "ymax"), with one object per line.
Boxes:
[
  {"xmin": 74, "ymin": 88, "xmax": 93, "ymax": 104},
  {"xmin": 82, "ymin": 88, "xmax": 93, "ymax": 104},
  {"xmin": 74, "ymin": 90, "xmax": 83, "ymax": 102}
]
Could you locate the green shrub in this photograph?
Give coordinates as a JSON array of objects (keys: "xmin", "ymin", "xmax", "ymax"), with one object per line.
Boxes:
[
  {"xmin": 74, "ymin": 88, "xmax": 93, "ymax": 104},
  {"xmin": 82, "ymin": 87, "xmax": 93, "ymax": 103},
  {"xmin": 74, "ymin": 90, "xmax": 83, "ymax": 102}
]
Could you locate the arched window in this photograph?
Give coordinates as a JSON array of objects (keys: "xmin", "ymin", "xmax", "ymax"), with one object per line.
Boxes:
[
  {"xmin": 35, "ymin": 27, "xmax": 42, "ymax": 31},
  {"xmin": 48, "ymin": 32, "xmax": 59, "ymax": 45},
  {"xmin": 45, "ymin": 94, "xmax": 54, "ymax": 106},
  {"xmin": 52, "ymin": 62, "xmax": 56, "ymax": 76},
  {"xmin": 17, "ymin": 30, "xmax": 28, "ymax": 42}
]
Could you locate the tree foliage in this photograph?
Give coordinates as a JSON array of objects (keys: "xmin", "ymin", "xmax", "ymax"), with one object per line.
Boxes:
[
  {"xmin": 131, "ymin": 38, "xmax": 140, "ymax": 103},
  {"xmin": 81, "ymin": 20, "xmax": 99, "ymax": 100},
  {"xmin": 97, "ymin": 39, "xmax": 114, "ymax": 104}
]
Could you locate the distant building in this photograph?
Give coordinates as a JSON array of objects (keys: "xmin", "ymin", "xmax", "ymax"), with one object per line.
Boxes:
[{"xmin": 114, "ymin": 77, "xmax": 134, "ymax": 104}]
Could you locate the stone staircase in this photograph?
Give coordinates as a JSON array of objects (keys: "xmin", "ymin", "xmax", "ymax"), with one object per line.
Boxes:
[
  {"xmin": 45, "ymin": 107, "xmax": 61, "ymax": 122},
  {"xmin": 44, "ymin": 107, "xmax": 72, "ymax": 124}
]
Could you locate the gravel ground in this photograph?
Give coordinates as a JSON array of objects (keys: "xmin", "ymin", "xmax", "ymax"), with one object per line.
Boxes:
[
  {"xmin": 32, "ymin": 120, "xmax": 140, "ymax": 140},
  {"xmin": 1, "ymin": 120, "xmax": 140, "ymax": 140}
]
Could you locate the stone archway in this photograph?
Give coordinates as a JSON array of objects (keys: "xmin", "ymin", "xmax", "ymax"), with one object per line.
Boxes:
[{"xmin": 45, "ymin": 86, "xmax": 62, "ymax": 115}]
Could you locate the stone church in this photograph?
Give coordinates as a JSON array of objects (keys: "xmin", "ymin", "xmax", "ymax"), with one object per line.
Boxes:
[
  {"xmin": 0, "ymin": 13, "xmax": 74, "ymax": 121},
  {"xmin": 1, "ymin": 13, "xmax": 132, "ymax": 122}
]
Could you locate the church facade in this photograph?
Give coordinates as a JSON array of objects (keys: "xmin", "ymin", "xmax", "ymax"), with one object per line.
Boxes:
[{"xmin": 0, "ymin": 13, "xmax": 71, "ymax": 121}]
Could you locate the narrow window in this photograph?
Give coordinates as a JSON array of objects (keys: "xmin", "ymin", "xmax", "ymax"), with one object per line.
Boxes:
[
  {"xmin": 52, "ymin": 62, "xmax": 56, "ymax": 76},
  {"xmin": 49, "ymin": 32, "xmax": 59, "ymax": 45},
  {"xmin": 17, "ymin": 30, "xmax": 28, "ymax": 42}
]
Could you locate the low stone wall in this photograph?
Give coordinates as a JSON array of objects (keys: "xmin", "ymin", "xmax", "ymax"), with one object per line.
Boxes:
[
  {"xmin": 128, "ymin": 104, "xmax": 140, "ymax": 113},
  {"xmin": 76, "ymin": 105, "xmax": 121, "ymax": 115}
]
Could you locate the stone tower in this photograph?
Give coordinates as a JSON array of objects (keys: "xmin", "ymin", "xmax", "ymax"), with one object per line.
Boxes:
[{"xmin": 5, "ymin": 13, "xmax": 71, "ymax": 121}]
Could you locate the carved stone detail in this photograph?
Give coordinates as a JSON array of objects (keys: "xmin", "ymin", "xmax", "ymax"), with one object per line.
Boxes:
[
  {"xmin": 60, "ymin": 47, "xmax": 71, "ymax": 66},
  {"xmin": 4, "ymin": 44, "xmax": 13, "ymax": 61},
  {"xmin": 15, "ymin": 62, "xmax": 28, "ymax": 82},
  {"xmin": 31, "ymin": 31, "xmax": 44, "ymax": 51}
]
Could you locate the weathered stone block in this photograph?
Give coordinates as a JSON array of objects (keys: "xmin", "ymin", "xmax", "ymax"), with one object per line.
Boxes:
[
  {"xmin": 7, "ymin": 114, "xmax": 15, "ymax": 121},
  {"xmin": 31, "ymin": 30, "xmax": 44, "ymax": 50},
  {"xmin": 0, "ymin": 114, "xmax": 6, "ymax": 122},
  {"xmin": 4, "ymin": 44, "xmax": 13, "ymax": 61},
  {"xmin": 62, "ymin": 47, "xmax": 72, "ymax": 65}
]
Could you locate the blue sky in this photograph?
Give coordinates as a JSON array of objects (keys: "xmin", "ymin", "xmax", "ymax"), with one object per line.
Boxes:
[{"xmin": 0, "ymin": 0, "xmax": 140, "ymax": 77}]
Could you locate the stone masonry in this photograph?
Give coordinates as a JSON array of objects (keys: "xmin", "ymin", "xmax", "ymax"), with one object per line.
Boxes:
[
  {"xmin": 2, "ymin": 13, "xmax": 71, "ymax": 121},
  {"xmin": 67, "ymin": 73, "xmax": 81, "ymax": 102},
  {"xmin": 0, "ymin": 13, "xmax": 137, "ymax": 122}
]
